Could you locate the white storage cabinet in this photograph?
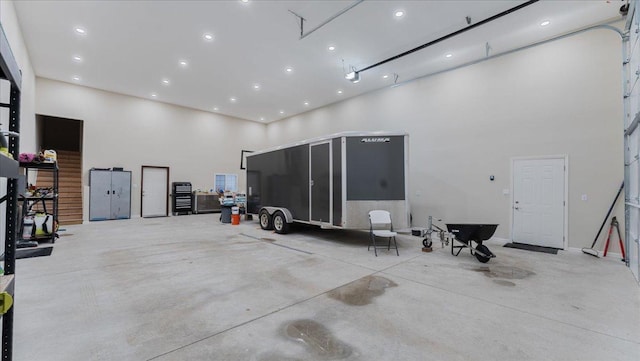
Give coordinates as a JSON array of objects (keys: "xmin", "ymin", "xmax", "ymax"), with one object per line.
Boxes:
[{"xmin": 89, "ymin": 169, "xmax": 131, "ymax": 221}]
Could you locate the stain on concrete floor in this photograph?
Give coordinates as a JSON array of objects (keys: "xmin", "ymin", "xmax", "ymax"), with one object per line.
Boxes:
[
  {"xmin": 436, "ymin": 263, "xmax": 535, "ymax": 282},
  {"xmin": 283, "ymin": 319, "xmax": 352, "ymax": 359},
  {"xmin": 258, "ymin": 353, "xmax": 304, "ymax": 361},
  {"xmin": 492, "ymin": 279, "xmax": 516, "ymax": 287},
  {"xmin": 327, "ymin": 275, "xmax": 397, "ymax": 306},
  {"xmin": 468, "ymin": 265, "xmax": 535, "ymax": 279}
]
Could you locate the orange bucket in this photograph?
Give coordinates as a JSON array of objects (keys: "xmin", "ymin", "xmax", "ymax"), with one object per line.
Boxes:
[{"xmin": 231, "ymin": 214, "xmax": 240, "ymax": 225}]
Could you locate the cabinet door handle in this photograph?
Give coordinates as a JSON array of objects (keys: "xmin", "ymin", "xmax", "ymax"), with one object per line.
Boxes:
[{"xmin": 107, "ymin": 190, "xmax": 110, "ymax": 195}]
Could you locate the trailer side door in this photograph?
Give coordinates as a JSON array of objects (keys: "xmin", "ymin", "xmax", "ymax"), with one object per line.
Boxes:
[{"xmin": 310, "ymin": 142, "xmax": 331, "ymax": 223}]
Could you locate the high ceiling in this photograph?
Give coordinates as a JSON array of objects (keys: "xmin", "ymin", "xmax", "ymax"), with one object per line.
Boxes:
[{"xmin": 12, "ymin": 0, "xmax": 625, "ymax": 123}]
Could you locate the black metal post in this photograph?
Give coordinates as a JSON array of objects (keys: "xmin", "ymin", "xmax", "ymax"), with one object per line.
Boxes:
[{"xmin": 2, "ymin": 84, "xmax": 21, "ymax": 361}]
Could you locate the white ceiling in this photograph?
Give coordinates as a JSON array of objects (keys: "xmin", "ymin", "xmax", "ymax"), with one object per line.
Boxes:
[{"xmin": 12, "ymin": 0, "xmax": 625, "ymax": 123}]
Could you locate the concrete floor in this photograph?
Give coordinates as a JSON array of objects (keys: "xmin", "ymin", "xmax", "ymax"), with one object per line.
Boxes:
[{"xmin": 11, "ymin": 214, "xmax": 640, "ymax": 361}]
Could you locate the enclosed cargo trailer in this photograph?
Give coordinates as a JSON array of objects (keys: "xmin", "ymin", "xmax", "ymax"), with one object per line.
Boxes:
[{"xmin": 246, "ymin": 131, "xmax": 410, "ymax": 233}]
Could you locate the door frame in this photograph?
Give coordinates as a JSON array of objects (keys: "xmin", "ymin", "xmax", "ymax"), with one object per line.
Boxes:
[
  {"xmin": 510, "ymin": 155, "xmax": 569, "ymax": 249},
  {"xmin": 309, "ymin": 141, "xmax": 333, "ymax": 224},
  {"xmin": 141, "ymin": 165, "xmax": 169, "ymax": 218}
]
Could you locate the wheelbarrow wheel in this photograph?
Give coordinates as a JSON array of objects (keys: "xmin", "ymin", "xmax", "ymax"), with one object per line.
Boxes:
[
  {"xmin": 475, "ymin": 244, "xmax": 491, "ymax": 263},
  {"xmin": 422, "ymin": 238, "xmax": 432, "ymax": 248}
]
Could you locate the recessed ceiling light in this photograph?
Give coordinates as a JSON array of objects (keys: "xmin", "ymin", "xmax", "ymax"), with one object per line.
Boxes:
[
  {"xmin": 395, "ymin": 10, "xmax": 405, "ymax": 18},
  {"xmin": 382, "ymin": 74, "xmax": 389, "ymax": 79},
  {"xmin": 72, "ymin": 55, "xmax": 83, "ymax": 62},
  {"xmin": 151, "ymin": 93, "xmax": 157, "ymax": 98},
  {"xmin": 260, "ymin": 117, "xmax": 265, "ymax": 121},
  {"xmin": 445, "ymin": 53, "xmax": 453, "ymax": 58},
  {"xmin": 179, "ymin": 60, "xmax": 188, "ymax": 67},
  {"xmin": 241, "ymin": 0, "xmax": 249, "ymax": 3},
  {"xmin": 72, "ymin": 76, "xmax": 81, "ymax": 81},
  {"xmin": 279, "ymin": 110, "xmax": 285, "ymax": 114},
  {"xmin": 162, "ymin": 78, "xmax": 170, "ymax": 85},
  {"xmin": 304, "ymin": 101, "xmax": 309, "ymax": 106},
  {"xmin": 230, "ymin": 97, "xmax": 237, "ymax": 102},
  {"xmin": 253, "ymin": 83, "xmax": 261, "ymax": 90},
  {"xmin": 328, "ymin": 45, "xmax": 336, "ymax": 51},
  {"xmin": 540, "ymin": 20, "xmax": 550, "ymax": 27},
  {"xmin": 203, "ymin": 33, "xmax": 214, "ymax": 41},
  {"xmin": 337, "ymin": 90, "xmax": 343, "ymax": 95},
  {"xmin": 74, "ymin": 27, "xmax": 86, "ymax": 35},
  {"xmin": 213, "ymin": 107, "xmax": 219, "ymax": 111},
  {"xmin": 285, "ymin": 67, "xmax": 293, "ymax": 73}
]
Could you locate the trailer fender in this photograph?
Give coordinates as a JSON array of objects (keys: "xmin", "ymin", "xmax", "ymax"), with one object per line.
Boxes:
[{"xmin": 260, "ymin": 207, "xmax": 294, "ymax": 223}]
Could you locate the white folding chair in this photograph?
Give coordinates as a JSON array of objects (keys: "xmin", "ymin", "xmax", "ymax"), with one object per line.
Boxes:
[{"xmin": 368, "ymin": 210, "xmax": 399, "ymax": 256}]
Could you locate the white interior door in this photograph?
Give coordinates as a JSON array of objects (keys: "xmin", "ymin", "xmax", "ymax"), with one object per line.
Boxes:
[
  {"xmin": 142, "ymin": 166, "xmax": 168, "ymax": 218},
  {"xmin": 512, "ymin": 158, "xmax": 566, "ymax": 249}
]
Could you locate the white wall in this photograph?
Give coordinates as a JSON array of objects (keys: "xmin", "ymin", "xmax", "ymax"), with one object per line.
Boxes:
[
  {"xmin": 1, "ymin": 0, "xmax": 37, "ymax": 249},
  {"xmin": 0, "ymin": 0, "xmax": 37, "ymax": 153},
  {"xmin": 266, "ymin": 28, "xmax": 625, "ymax": 250},
  {"xmin": 5, "ymin": 0, "xmax": 625, "ymax": 252},
  {"xmin": 35, "ymin": 78, "xmax": 267, "ymax": 219}
]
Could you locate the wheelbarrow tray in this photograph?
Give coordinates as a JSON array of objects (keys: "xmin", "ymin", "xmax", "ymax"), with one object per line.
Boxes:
[
  {"xmin": 445, "ymin": 223, "xmax": 499, "ymax": 263},
  {"xmin": 446, "ymin": 224, "xmax": 498, "ymax": 243}
]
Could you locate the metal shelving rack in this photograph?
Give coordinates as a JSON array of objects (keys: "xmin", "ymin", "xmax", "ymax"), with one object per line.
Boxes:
[
  {"xmin": 0, "ymin": 22, "xmax": 22, "ymax": 361},
  {"xmin": 18, "ymin": 162, "xmax": 58, "ymax": 243}
]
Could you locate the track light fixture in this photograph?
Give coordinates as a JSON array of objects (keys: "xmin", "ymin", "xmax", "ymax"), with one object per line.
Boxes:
[
  {"xmin": 345, "ymin": 71, "xmax": 360, "ymax": 83},
  {"xmin": 354, "ymin": 0, "xmax": 538, "ymax": 76}
]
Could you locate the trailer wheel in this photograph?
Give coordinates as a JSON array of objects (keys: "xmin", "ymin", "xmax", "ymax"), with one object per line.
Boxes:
[
  {"xmin": 272, "ymin": 211, "xmax": 290, "ymax": 234},
  {"xmin": 259, "ymin": 209, "xmax": 273, "ymax": 230},
  {"xmin": 422, "ymin": 238, "xmax": 432, "ymax": 248},
  {"xmin": 475, "ymin": 244, "xmax": 491, "ymax": 263}
]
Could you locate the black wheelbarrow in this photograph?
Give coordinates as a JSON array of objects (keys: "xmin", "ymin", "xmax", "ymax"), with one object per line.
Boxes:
[{"xmin": 446, "ymin": 224, "xmax": 498, "ymax": 263}]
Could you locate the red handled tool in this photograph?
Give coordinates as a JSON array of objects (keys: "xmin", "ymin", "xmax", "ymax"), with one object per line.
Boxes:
[{"xmin": 603, "ymin": 216, "xmax": 625, "ymax": 261}]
